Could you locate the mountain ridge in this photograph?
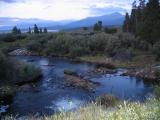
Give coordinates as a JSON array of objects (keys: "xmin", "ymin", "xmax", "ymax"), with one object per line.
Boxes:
[{"xmin": 0, "ymin": 12, "xmax": 124, "ymax": 31}]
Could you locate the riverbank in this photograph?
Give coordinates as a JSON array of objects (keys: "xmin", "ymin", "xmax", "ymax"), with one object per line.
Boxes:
[
  {"xmin": 78, "ymin": 54, "xmax": 160, "ymax": 69},
  {"xmin": 8, "ymin": 48, "xmax": 160, "ymax": 82},
  {"xmin": 0, "ymin": 52, "xmax": 43, "ymax": 113},
  {"xmin": 2, "ymin": 97, "xmax": 160, "ymax": 120}
]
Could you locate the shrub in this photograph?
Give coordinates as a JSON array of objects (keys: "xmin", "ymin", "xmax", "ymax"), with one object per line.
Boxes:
[
  {"xmin": 64, "ymin": 69, "xmax": 78, "ymax": 76},
  {"xmin": 96, "ymin": 94, "xmax": 118, "ymax": 108},
  {"xmin": 96, "ymin": 62, "xmax": 116, "ymax": 69},
  {"xmin": 154, "ymin": 68, "xmax": 160, "ymax": 80},
  {"xmin": 153, "ymin": 41, "xmax": 160, "ymax": 60},
  {"xmin": 104, "ymin": 27, "xmax": 117, "ymax": 34},
  {"xmin": 89, "ymin": 33, "xmax": 109, "ymax": 53},
  {"xmin": 154, "ymin": 86, "xmax": 160, "ymax": 99},
  {"xmin": 0, "ymin": 51, "xmax": 16, "ymax": 85},
  {"xmin": 0, "ymin": 33, "xmax": 27, "ymax": 42},
  {"xmin": 27, "ymin": 40, "xmax": 42, "ymax": 52},
  {"xmin": 16, "ymin": 63, "xmax": 42, "ymax": 85},
  {"xmin": 69, "ymin": 46, "xmax": 90, "ymax": 58},
  {"xmin": 0, "ymin": 34, "xmax": 16, "ymax": 42},
  {"xmin": 46, "ymin": 34, "xmax": 74, "ymax": 55},
  {"xmin": 0, "ymin": 86, "xmax": 15, "ymax": 103}
]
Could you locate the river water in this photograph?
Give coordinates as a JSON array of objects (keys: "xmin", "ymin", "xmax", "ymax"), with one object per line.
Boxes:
[{"xmin": 0, "ymin": 56, "xmax": 154, "ymax": 116}]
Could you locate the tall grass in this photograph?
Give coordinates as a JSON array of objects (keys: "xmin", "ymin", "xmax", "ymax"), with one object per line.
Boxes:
[
  {"xmin": 43, "ymin": 99, "xmax": 160, "ymax": 120},
  {"xmin": 2, "ymin": 98, "xmax": 160, "ymax": 120}
]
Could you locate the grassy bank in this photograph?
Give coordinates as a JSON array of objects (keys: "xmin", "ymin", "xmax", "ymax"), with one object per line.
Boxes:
[
  {"xmin": 2, "ymin": 98, "xmax": 160, "ymax": 120},
  {"xmin": 79, "ymin": 54, "xmax": 160, "ymax": 68},
  {"xmin": 45, "ymin": 99, "xmax": 160, "ymax": 120},
  {"xmin": 0, "ymin": 51, "xmax": 42, "ymax": 102}
]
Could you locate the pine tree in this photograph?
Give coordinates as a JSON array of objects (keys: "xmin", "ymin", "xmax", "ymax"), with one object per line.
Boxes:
[
  {"xmin": 93, "ymin": 21, "xmax": 103, "ymax": 31},
  {"xmin": 17, "ymin": 29, "xmax": 21, "ymax": 34},
  {"xmin": 28, "ymin": 27, "xmax": 31, "ymax": 34},
  {"xmin": 34, "ymin": 24, "xmax": 39, "ymax": 34},
  {"xmin": 98, "ymin": 21, "xmax": 102, "ymax": 31},
  {"xmin": 94, "ymin": 23, "xmax": 99, "ymax": 31},
  {"xmin": 130, "ymin": 0, "xmax": 137, "ymax": 33},
  {"xmin": 138, "ymin": 0, "xmax": 160, "ymax": 45},
  {"xmin": 123, "ymin": 13, "xmax": 130, "ymax": 32},
  {"xmin": 12, "ymin": 26, "xmax": 21, "ymax": 34},
  {"xmin": 139, "ymin": 0, "xmax": 146, "ymax": 9},
  {"xmin": 44, "ymin": 28, "xmax": 48, "ymax": 33},
  {"xmin": 39, "ymin": 28, "xmax": 42, "ymax": 33}
]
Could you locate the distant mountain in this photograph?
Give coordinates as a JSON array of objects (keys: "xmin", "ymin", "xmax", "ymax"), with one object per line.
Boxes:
[
  {"xmin": 59, "ymin": 12, "xmax": 125, "ymax": 30},
  {"xmin": 0, "ymin": 17, "xmax": 73, "ymax": 31},
  {"xmin": 0, "ymin": 12, "xmax": 124, "ymax": 32}
]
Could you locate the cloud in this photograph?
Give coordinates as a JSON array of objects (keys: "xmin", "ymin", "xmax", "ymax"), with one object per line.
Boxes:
[
  {"xmin": 0, "ymin": 0, "xmax": 133, "ymax": 20},
  {"xmin": 89, "ymin": 7, "xmax": 127, "ymax": 15},
  {"xmin": 0, "ymin": 0, "xmax": 16, "ymax": 3}
]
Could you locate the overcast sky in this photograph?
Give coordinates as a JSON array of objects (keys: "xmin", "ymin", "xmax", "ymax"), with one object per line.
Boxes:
[{"xmin": 0, "ymin": 0, "xmax": 133, "ymax": 21}]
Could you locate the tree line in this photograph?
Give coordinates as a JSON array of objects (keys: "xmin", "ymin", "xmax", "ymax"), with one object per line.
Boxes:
[
  {"xmin": 12, "ymin": 24, "xmax": 48, "ymax": 34},
  {"xmin": 123, "ymin": 0, "xmax": 160, "ymax": 45},
  {"xmin": 93, "ymin": 21, "xmax": 117, "ymax": 34}
]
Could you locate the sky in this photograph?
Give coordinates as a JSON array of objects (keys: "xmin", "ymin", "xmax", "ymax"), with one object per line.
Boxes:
[{"xmin": 0, "ymin": 0, "xmax": 133, "ymax": 21}]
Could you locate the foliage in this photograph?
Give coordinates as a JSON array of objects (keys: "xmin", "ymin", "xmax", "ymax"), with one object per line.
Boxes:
[
  {"xmin": 0, "ymin": 51, "xmax": 41, "ymax": 85},
  {"xmin": 0, "ymin": 51, "xmax": 16, "ymax": 85},
  {"xmin": 104, "ymin": 27, "xmax": 117, "ymax": 34},
  {"xmin": 96, "ymin": 62, "xmax": 116, "ymax": 69},
  {"xmin": 28, "ymin": 27, "xmax": 31, "ymax": 34},
  {"xmin": 0, "ymin": 32, "xmax": 151, "ymax": 58},
  {"xmin": 34, "ymin": 24, "xmax": 39, "ymax": 34},
  {"xmin": 153, "ymin": 41, "xmax": 160, "ymax": 60},
  {"xmin": 0, "ymin": 31, "xmax": 155, "ymax": 59},
  {"xmin": 93, "ymin": 21, "xmax": 103, "ymax": 31},
  {"xmin": 64, "ymin": 69, "xmax": 78, "ymax": 76},
  {"xmin": 154, "ymin": 68, "xmax": 160, "ymax": 80},
  {"xmin": 0, "ymin": 86, "xmax": 15, "ymax": 103},
  {"xmin": 123, "ymin": 0, "xmax": 160, "ymax": 45},
  {"xmin": 27, "ymin": 40, "xmax": 42, "ymax": 53},
  {"xmin": 96, "ymin": 94, "xmax": 118, "ymax": 108},
  {"xmin": 12, "ymin": 26, "xmax": 21, "ymax": 34},
  {"xmin": 0, "ymin": 33, "xmax": 27, "ymax": 42},
  {"xmin": 16, "ymin": 63, "xmax": 42, "ymax": 84},
  {"xmin": 123, "ymin": 13, "xmax": 130, "ymax": 32},
  {"xmin": 83, "ymin": 27, "xmax": 88, "ymax": 30},
  {"xmin": 69, "ymin": 45, "xmax": 90, "ymax": 58},
  {"xmin": 154, "ymin": 86, "xmax": 160, "ymax": 99},
  {"xmin": 44, "ymin": 28, "xmax": 48, "ymax": 33}
]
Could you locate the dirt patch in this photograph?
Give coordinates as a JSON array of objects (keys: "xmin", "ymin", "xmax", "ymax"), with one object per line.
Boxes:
[
  {"xmin": 64, "ymin": 75, "xmax": 100, "ymax": 92},
  {"xmin": 90, "ymin": 67, "xmax": 117, "ymax": 74},
  {"xmin": 122, "ymin": 68, "xmax": 159, "ymax": 82}
]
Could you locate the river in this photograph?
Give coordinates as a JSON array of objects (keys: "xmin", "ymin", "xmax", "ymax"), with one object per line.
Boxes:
[{"xmin": 0, "ymin": 56, "xmax": 154, "ymax": 116}]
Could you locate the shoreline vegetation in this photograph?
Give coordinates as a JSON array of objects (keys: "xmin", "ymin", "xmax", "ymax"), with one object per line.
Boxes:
[
  {"xmin": 2, "ymin": 97, "xmax": 160, "ymax": 120},
  {"xmin": 0, "ymin": 51, "xmax": 42, "ymax": 105}
]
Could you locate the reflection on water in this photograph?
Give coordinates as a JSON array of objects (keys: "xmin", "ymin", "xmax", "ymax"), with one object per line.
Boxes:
[
  {"xmin": 0, "ymin": 56, "xmax": 154, "ymax": 116},
  {"xmin": 0, "ymin": 105, "xmax": 9, "ymax": 116},
  {"xmin": 47, "ymin": 98, "xmax": 84, "ymax": 112}
]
